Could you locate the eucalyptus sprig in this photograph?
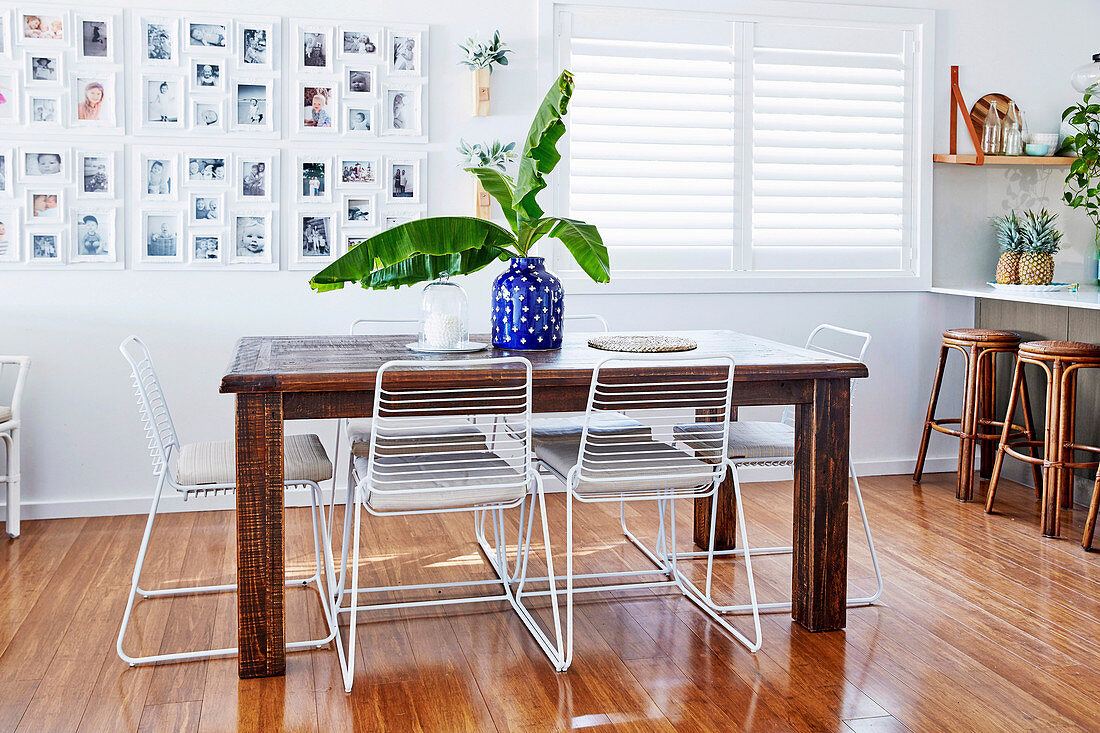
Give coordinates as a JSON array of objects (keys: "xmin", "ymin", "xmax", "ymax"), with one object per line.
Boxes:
[
  {"xmin": 459, "ymin": 30, "xmax": 512, "ymax": 72},
  {"xmin": 1062, "ymin": 91, "xmax": 1100, "ymax": 232},
  {"xmin": 458, "ymin": 139, "xmax": 517, "ymax": 172}
]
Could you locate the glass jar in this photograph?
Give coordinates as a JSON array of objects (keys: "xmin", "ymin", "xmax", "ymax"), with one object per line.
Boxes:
[{"xmin": 418, "ymin": 275, "xmax": 469, "ymax": 350}]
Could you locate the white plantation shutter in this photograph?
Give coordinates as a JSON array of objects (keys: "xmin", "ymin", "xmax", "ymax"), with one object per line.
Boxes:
[{"xmin": 553, "ymin": 3, "xmax": 926, "ymax": 283}]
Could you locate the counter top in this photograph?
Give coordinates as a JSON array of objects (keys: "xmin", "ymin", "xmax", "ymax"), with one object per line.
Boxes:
[{"xmin": 931, "ymin": 284, "xmax": 1100, "ymax": 311}]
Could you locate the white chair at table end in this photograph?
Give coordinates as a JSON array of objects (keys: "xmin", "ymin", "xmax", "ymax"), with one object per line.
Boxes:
[
  {"xmin": 333, "ymin": 356, "xmax": 566, "ymax": 692},
  {"xmin": 116, "ymin": 336, "xmax": 337, "ymax": 666},
  {"xmin": 0, "ymin": 356, "xmax": 30, "ymax": 538},
  {"xmin": 670, "ymin": 323, "xmax": 883, "ymax": 613}
]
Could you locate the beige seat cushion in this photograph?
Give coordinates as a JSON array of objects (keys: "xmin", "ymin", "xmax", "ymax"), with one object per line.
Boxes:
[
  {"xmin": 674, "ymin": 421, "xmax": 795, "ymax": 462},
  {"xmin": 0, "ymin": 406, "xmax": 11, "ymax": 423},
  {"xmin": 354, "ymin": 452, "xmax": 526, "ymax": 511},
  {"xmin": 346, "ymin": 419, "xmax": 487, "ymax": 458},
  {"xmin": 175, "ymin": 434, "xmax": 333, "ymax": 486},
  {"xmin": 533, "ymin": 433, "xmax": 716, "ymax": 495},
  {"xmin": 529, "ymin": 411, "xmax": 649, "ymax": 439}
]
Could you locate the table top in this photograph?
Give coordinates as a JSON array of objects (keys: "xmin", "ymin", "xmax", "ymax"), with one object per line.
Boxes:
[
  {"xmin": 932, "ymin": 284, "xmax": 1100, "ymax": 311},
  {"xmin": 220, "ymin": 330, "xmax": 869, "ymax": 394}
]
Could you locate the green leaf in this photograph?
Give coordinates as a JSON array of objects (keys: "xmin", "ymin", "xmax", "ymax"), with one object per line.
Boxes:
[
  {"xmin": 512, "ymin": 70, "xmax": 575, "ymax": 223},
  {"xmin": 541, "ymin": 216, "xmax": 611, "ymax": 283},
  {"xmin": 465, "ymin": 166, "xmax": 521, "ymax": 233},
  {"xmin": 309, "ymin": 216, "xmax": 518, "ymax": 291}
]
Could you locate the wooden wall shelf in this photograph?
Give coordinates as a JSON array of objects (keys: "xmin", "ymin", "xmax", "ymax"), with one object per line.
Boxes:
[{"xmin": 933, "ymin": 154, "xmax": 1074, "ymax": 166}]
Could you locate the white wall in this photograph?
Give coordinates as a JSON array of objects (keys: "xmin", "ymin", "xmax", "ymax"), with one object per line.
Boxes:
[{"xmin": 5, "ymin": 0, "xmax": 1099, "ymax": 519}]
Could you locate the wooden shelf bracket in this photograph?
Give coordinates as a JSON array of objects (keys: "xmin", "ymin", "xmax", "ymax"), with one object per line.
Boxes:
[{"xmin": 950, "ymin": 65, "xmax": 985, "ymax": 165}]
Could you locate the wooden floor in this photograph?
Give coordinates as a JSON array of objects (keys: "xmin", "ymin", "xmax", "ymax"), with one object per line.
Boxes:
[{"xmin": 1, "ymin": 472, "xmax": 1098, "ymax": 732}]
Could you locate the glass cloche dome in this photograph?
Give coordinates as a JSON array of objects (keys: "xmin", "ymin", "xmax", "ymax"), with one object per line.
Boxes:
[{"xmin": 418, "ymin": 275, "xmax": 469, "ymax": 350}]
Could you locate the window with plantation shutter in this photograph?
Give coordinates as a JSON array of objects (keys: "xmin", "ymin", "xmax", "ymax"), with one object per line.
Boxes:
[{"xmin": 545, "ymin": 1, "xmax": 932, "ymax": 291}]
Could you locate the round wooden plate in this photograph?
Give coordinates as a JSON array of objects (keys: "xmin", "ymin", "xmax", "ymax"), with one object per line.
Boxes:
[{"xmin": 970, "ymin": 93, "xmax": 1015, "ymax": 132}]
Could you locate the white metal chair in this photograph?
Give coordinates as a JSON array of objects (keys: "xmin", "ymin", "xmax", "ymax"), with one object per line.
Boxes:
[
  {"xmin": 116, "ymin": 336, "xmax": 337, "ymax": 666},
  {"xmin": 670, "ymin": 324, "xmax": 883, "ymax": 613},
  {"xmin": 531, "ymin": 353, "xmax": 762, "ymax": 669},
  {"xmin": 333, "ymin": 357, "xmax": 565, "ymax": 691},
  {"xmin": 0, "ymin": 356, "xmax": 30, "ymax": 538}
]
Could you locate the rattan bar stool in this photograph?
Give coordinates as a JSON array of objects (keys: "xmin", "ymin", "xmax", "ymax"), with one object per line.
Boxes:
[
  {"xmin": 914, "ymin": 329, "xmax": 1041, "ymax": 502},
  {"xmin": 987, "ymin": 340, "xmax": 1100, "ymax": 542}
]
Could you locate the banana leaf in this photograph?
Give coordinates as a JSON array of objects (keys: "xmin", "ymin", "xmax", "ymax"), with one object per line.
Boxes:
[
  {"xmin": 464, "ymin": 166, "xmax": 520, "ymax": 234},
  {"xmin": 542, "ymin": 216, "xmax": 610, "ymax": 283},
  {"xmin": 309, "ymin": 217, "xmax": 518, "ymax": 292},
  {"xmin": 513, "ymin": 70, "xmax": 574, "ymax": 224}
]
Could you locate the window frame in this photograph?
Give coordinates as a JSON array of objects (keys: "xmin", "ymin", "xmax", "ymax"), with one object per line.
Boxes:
[{"xmin": 537, "ymin": 0, "xmax": 935, "ymax": 294}]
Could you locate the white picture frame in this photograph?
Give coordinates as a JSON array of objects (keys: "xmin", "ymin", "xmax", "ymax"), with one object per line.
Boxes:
[
  {"xmin": 190, "ymin": 230, "xmax": 224, "ymax": 265},
  {"xmin": 296, "ymin": 153, "xmax": 333, "ymax": 203},
  {"xmin": 189, "ymin": 58, "xmax": 225, "ymax": 93},
  {"xmin": 337, "ymin": 24, "xmax": 381, "ymax": 61},
  {"xmin": 28, "ymin": 229, "xmax": 64, "ymax": 265},
  {"xmin": 24, "ymin": 50, "xmax": 63, "ymax": 87},
  {"xmin": 188, "ymin": 191, "xmax": 224, "ymax": 225},
  {"xmin": 296, "ymin": 23, "xmax": 331, "ymax": 72},
  {"xmin": 75, "ymin": 13, "xmax": 115, "ymax": 62},
  {"xmin": 232, "ymin": 78, "xmax": 273, "ymax": 133},
  {"xmin": 139, "ymin": 15, "xmax": 178, "ymax": 66},
  {"xmin": 17, "ymin": 8, "xmax": 68, "ymax": 47},
  {"xmin": 230, "ymin": 210, "xmax": 275, "ymax": 268},
  {"xmin": 137, "ymin": 151, "xmax": 178, "ymax": 201},
  {"xmin": 291, "ymin": 210, "xmax": 336, "ymax": 269},
  {"xmin": 344, "ymin": 66, "xmax": 376, "ymax": 97},
  {"xmin": 0, "ymin": 149, "xmax": 12, "ymax": 197},
  {"xmin": 382, "ymin": 206, "xmax": 426, "ymax": 231},
  {"xmin": 0, "ymin": 9, "xmax": 12, "ymax": 62},
  {"xmin": 237, "ymin": 20, "xmax": 274, "ymax": 70},
  {"xmin": 139, "ymin": 209, "xmax": 184, "ymax": 265},
  {"xmin": 337, "ymin": 155, "xmax": 380, "ymax": 189},
  {"xmin": 297, "ymin": 83, "xmax": 336, "ymax": 134},
  {"xmin": 344, "ymin": 103, "xmax": 377, "ymax": 136},
  {"xmin": 190, "ymin": 98, "xmax": 227, "ymax": 133},
  {"xmin": 387, "ymin": 28, "xmax": 423, "ymax": 76},
  {"xmin": 71, "ymin": 207, "xmax": 119, "ymax": 266},
  {"xmin": 77, "ymin": 149, "xmax": 117, "ymax": 199},
  {"xmin": 385, "ymin": 155, "xmax": 423, "ymax": 204},
  {"xmin": 20, "ymin": 146, "xmax": 69, "ymax": 182},
  {"xmin": 184, "ymin": 151, "xmax": 229, "ymax": 187},
  {"xmin": 185, "ymin": 17, "xmax": 231, "ymax": 54},
  {"xmin": 236, "ymin": 153, "xmax": 274, "ymax": 203},
  {"xmin": 140, "ymin": 74, "xmax": 184, "ymax": 131},
  {"xmin": 0, "ymin": 71, "xmax": 19, "ymax": 124},
  {"xmin": 71, "ymin": 71, "xmax": 119, "ymax": 128},
  {"xmin": 343, "ymin": 193, "xmax": 377, "ymax": 227},
  {"xmin": 0, "ymin": 208, "xmax": 21, "ymax": 262},
  {"xmin": 26, "ymin": 187, "xmax": 64, "ymax": 222},
  {"xmin": 382, "ymin": 84, "xmax": 422, "ymax": 137},
  {"xmin": 342, "ymin": 230, "xmax": 377, "ymax": 254},
  {"xmin": 27, "ymin": 92, "xmax": 63, "ymax": 128}
]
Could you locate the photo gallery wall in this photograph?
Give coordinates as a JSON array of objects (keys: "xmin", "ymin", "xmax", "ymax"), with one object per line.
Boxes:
[{"xmin": 0, "ymin": 5, "xmax": 429, "ymax": 270}]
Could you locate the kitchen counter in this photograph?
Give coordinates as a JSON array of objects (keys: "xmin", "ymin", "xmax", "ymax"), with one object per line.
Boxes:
[{"xmin": 931, "ymin": 284, "xmax": 1100, "ymax": 311}]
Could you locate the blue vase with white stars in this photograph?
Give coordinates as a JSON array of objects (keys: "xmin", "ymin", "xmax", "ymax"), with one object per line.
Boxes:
[{"xmin": 492, "ymin": 257, "xmax": 564, "ymax": 350}]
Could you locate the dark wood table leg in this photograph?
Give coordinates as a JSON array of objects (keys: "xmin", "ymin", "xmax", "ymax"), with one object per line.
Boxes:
[
  {"xmin": 792, "ymin": 378, "xmax": 850, "ymax": 632},
  {"xmin": 236, "ymin": 392, "xmax": 286, "ymax": 678}
]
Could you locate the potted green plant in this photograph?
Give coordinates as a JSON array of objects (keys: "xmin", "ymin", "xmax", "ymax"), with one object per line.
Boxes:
[
  {"xmin": 458, "ymin": 139, "xmax": 517, "ymax": 219},
  {"xmin": 1062, "ymin": 92, "xmax": 1100, "ymax": 282},
  {"xmin": 310, "ymin": 70, "xmax": 610, "ymax": 351},
  {"xmin": 1017, "ymin": 209, "xmax": 1063, "ymax": 285},
  {"xmin": 459, "ymin": 30, "xmax": 512, "ymax": 115}
]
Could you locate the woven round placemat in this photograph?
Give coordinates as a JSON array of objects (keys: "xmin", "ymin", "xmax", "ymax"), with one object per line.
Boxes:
[{"xmin": 587, "ymin": 335, "xmax": 698, "ymax": 353}]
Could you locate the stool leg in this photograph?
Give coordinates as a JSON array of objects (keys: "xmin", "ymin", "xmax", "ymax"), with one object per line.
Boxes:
[
  {"xmin": 1084, "ymin": 468, "xmax": 1099, "ymax": 551},
  {"xmin": 1041, "ymin": 361, "xmax": 1064, "ymax": 538},
  {"xmin": 957, "ymin": 345, "xmax": 981, "ymax": 502},
  {"xmin": 914, "ymin": 345, "xmax": 949, "ymax": 482},
  {"xmin": 1018, "ymin": 367, "xmax": 1043, "ymax": 499},
  {"xmin": 979, "ymin": 350, "xmax": 996, "ymax": 479},
  {"xmin": 1059, "ymin": 370, "xmax": 1077, "ymax": 510},
  {"xmin": 987, "ymin": 358, "xmax": 1024, "ymax": 513}
]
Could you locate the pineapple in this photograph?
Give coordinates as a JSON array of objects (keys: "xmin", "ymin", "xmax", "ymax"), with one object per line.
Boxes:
[
  {"xmin": 1017, "ymin": 209, "xmax": 1063, "ymax": 285},
  {"xmin": 991, "ymin": 211, "xmax": 1023, "ymax": 284}
]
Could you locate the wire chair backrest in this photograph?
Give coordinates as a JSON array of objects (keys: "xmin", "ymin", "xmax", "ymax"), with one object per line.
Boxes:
[
  {"xmin": 119, "ymin": 336, "xmax": 180, "ymax": 477},
  {"xmin": 577, "ymin": 353, "xmax": 736, "ymax": 493},
  {"xmin": 350, "ymin": 318, "xmax": 418, "ymax": 336},
  {"xmin": 0, "ymin": 356, "xmax": 30, "ymax": 423},
  {"xmin": 364, "ymin": 357, "xmax": 533, "ymax": 505},
  {"xmin": 564, "ymin": 314, "xmax": 609, "ymax": 333},
  {"xmin": 779, "ymin": 324, "xmax": 871, "ymax": 427}
]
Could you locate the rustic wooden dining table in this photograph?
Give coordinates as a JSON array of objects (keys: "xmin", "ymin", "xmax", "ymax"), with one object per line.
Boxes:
[{"xmin": 220, "ymin": 329, "xmax": 868, "ymax": 679}]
